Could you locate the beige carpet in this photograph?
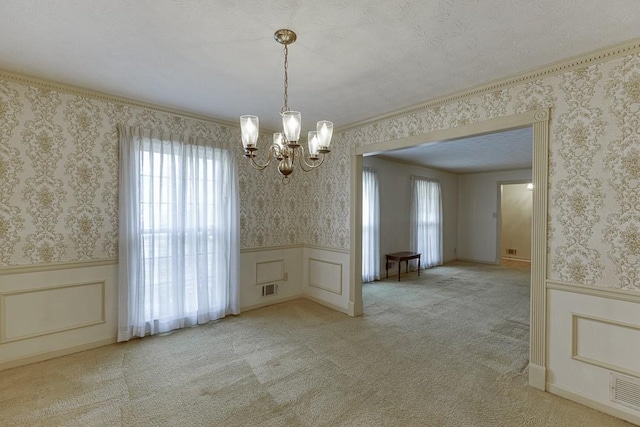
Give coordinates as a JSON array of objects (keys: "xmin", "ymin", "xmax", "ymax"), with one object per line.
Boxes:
[{"xmin": 0, "ymin": 261, "xmax": 632, "ymax": 426}]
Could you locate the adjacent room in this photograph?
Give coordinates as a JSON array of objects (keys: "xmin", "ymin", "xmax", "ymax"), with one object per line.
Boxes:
[{"xmin": 1, "ymin": 1, "xmax": 640, "ymax": 425}]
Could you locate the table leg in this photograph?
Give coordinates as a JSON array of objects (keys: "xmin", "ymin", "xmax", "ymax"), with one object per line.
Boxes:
[
  {"xmin": 386, "ymin": 257, "xmax": 389, "ymax": 279},
  {"xmin": 397, "ymin": 261, "xmax": 401, "ymax": 282},
  {"xmin": 418, "ymin": 256, "xmax": 421, "ymax": 276}
]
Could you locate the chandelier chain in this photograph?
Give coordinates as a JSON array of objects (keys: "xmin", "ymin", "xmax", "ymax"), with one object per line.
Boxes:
[{"xmin": 282, "ymin": 44, "xmax": 289, "ymax": 113}]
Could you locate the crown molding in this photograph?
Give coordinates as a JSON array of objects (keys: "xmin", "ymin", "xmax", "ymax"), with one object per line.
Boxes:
[
  {"xmin": 337, "ymin": 37, "xmax": 640, "ymax": 133},
  {"xmin": 0, "ymin": 69, "xmax": 239, "ymax": 129}
]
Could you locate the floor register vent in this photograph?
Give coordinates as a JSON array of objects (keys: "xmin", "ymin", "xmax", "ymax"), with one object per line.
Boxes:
[
  {"xmin": 262, "ymin": 283, "xmax": 278, "ymax": 297},
  {"xmin": 611, "ymin": 373, "xmax": 640, "ymax": 411}
]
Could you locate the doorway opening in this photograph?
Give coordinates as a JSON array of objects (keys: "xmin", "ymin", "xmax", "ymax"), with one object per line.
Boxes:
[
  {"xmin": 349, "ymin": 110, "xmax": 549, "ymax": 389},
  {"xmin": 498, "ymin": 181, "xmax": 533, "ymax": 267}
]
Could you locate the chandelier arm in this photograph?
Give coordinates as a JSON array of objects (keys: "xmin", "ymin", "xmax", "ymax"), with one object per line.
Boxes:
[
  {"xmin": 247, "ymin": 146, "xmax": 275, "ymax": 170},
  {"xmin": 297, "ymin": 146, "xmax": 324, "ymax": 171}
]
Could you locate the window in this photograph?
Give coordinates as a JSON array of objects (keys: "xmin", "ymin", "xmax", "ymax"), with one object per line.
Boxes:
[
  {"xmin": 362, "ymin": 167, "xmax": 380, "ymax": 282},
  {"xmin": 118, "ymin": 127, "xmax": 239, "ymax": 342},
  {"xmin": 410, "ymin": 176, "xmax": 443, "ymax": 269}
]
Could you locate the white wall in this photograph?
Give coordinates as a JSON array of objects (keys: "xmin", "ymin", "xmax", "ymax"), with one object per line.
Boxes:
[
  {"xmin": 0, "ymin": 251, "xmax": 304, "ymax": 370},
  {"xmin": 363, "ymin": 156, "xmax": 458, "ymax": 278},
  {"xmin": 501, "ymin": 183, "xmax": 532, "ymax": 261},
  {"xmin": 457, "ymin": 169, "xmax": 532, "ymax": 264},
  {"xmin": 547, "ymin": 286, "xmax": 640, "ymax": 425},
  {"xmin": 239, "ymin": 248, "xmax": 304, "ymax": 311},
  {"xmin": 0, "ymin": 263, "xmax": 118, "ymax": 370}
]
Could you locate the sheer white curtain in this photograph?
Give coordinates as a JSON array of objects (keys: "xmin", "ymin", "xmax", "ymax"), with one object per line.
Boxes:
[
  {"xmin": 362, "ymin": 167, "xmax": 380, "ymax": 282},
  {"xmin": 117, "ymin": 126, "xmax": 239, "ymax": 342},
  {"xmin": 410, "ymin": 176, "xmax": 443, "ymax": 269}
]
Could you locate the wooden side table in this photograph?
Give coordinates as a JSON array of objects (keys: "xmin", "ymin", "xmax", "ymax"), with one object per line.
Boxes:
[{"xmin": 385, "ymin": 252, "xmax": 421, "ymax": 282}]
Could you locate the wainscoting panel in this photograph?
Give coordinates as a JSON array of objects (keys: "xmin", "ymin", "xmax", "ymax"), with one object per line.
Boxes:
[
  {"xmin": 302, "ymin": 247, "xmax": 350, "ymax": 314},
  {"xmin": 0, "ymin": 262, "xmax": 118, "ymax": 370},
  {"xmin": 547, "ymin": 286, "xmax": 640, "ymax": 424},
  {"xmin": 308, "ymin": 258, "xmax": 342, "ymax": 295},
  {"xmin": 239, "ymin": 247, "xmax": 303, "ymax": 311},
  {"xmin": 0, "ymin": 281, "xmax": 105, "ymax": 343},
  {"xmin": 255, "ymin": 259, "xmax": 285, "ymax": 284},
  {"xmin": 572, "ymin": 314, "xmax": 640, "ymax": 378}
]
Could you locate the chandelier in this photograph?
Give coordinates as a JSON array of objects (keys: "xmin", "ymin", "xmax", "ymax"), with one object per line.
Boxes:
[{"xmin": 240, "ymin": 29, "xmax": 333, "ymax": 182}]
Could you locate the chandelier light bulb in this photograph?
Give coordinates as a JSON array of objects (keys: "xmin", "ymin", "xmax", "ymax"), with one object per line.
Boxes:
[
  {"xmin": 240, "ymin": 115, "xmax": 259, "ymax": 149},
  {"xmin": 308, "ymin": 131, "xmax": 319, "ymax": 157},
  {"xmin": 273, "ymin": 132, "xmax": 284, "ymax": 149},
  {"xmin": 317, "ymin": 121, "xmax": 333, "ymax": 149},
  {"xmin": 282, "ymin": 111, "xmax": 301, "ymax": 143}
]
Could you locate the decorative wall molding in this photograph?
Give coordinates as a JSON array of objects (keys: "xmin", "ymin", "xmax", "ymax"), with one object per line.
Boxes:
[
  {"xmin": 0, "ymin": 258, "xmax": 118, "ymax": 276},
  {"xmin": 0, "ymin": 69, "xmax": 238, "ymax": 129},
  {"xmin": 571, "ymin": 313, "xmax": 640, "ymax": 378},
  {"xmin": 240, "ymin": 244, "xmax": 351, "ymax": 255},
  {"xmin": 338, "ymin": 38, "xmax": 640, "ymax": 133},
  {"xmin": 0, "ymin": 281, "xmax": 105, "ymax": 343},
  {"xmin": 304, "ymin": 244, "xmax": 351, "ymax": 255},
  {"xmin": 547, "ymin": 279, "xmax": 640, "ymax": 304},
  {"xmin": 240, "ymin": 244, "xmax": 304, "ymax": 253},
  {"xmin": 530, "ymin": 109, "xmax": 549, "ymax": 374},
  {"xmin": 255, "ymin": 259, "xmax": 285, "ymax": 284},
  {"xmin": 308, "ymin": 258, "xmax": 343, "ymax": 295}
]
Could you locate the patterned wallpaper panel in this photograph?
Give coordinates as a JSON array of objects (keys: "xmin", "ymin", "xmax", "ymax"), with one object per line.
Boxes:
[
  {"xmin": 1, "ymin": 50, "xmax": 639, "ymax": 293},
  {"xmin": 0, "ymin": 79, "xmax": 293, "ymax": 266},
  {"xmin": 312, "ymin": 52, "xmax": 640, "ymax": 292}
]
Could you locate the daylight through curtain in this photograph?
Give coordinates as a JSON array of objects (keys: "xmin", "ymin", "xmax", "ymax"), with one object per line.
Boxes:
[
  {"xmin": 362, "ymin": 167, "xmax": 380, "ymax": 282},
  {"xmin": 117, "ymin": 126, "xmax": 239, "ymax": 342},
  {"xmin": 410, "ymin": 176, "xmax": 443, "ymax": 269}
]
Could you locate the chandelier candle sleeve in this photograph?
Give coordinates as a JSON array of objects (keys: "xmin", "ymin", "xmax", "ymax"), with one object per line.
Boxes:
[
  {"xmin": 273, "ymin": 132, "xmax": 284, "ymax": 149},
  {"xmin": 282, "ymin": 111, "xmax": 301, "ymax": 144},
  {"xmin": 308, "ymin": 131, "xmax": 320, "ymax": 158},
  {"xmin": 240, "ymin": 115, "xmax": 259, "ymax": 149},
  {"xmin": 317, "ymin": 120, "xmax": 333, "ymax": 150}
]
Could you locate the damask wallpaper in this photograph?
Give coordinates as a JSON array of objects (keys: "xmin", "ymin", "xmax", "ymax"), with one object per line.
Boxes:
[
  {"xmin": 306, "ymin": 52, "xmax": 640, "ymax": 292},
  {"xmin": 0, "ymin": 80, "xmax": 299, "ymax": 266},
  {"xmin": 1, "ymin": 50, "xmax": 639, "ymax": 293}
]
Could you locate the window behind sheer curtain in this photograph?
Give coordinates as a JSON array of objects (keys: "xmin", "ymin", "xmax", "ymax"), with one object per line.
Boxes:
[
  {"xmin": 410, "ymin": 176, "xmax": 443, "ymax": 269},
  {"xmin": 118, "ymin": 126, "xmax": 239, "ymax": 342},
  {"xmin": 362, "ymin": 167, "xmax": 380, "ymax": 282}
]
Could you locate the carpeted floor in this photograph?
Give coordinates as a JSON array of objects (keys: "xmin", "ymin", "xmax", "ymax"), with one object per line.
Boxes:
[{"xmin": 0, "ymin": 261, "xmax": 633, "ymax": 426}]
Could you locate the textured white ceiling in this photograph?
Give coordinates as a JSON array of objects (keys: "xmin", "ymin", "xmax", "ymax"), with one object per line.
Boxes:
[
  {"xmin": 378, "ymin": 127, "xmax": 533, "ymax": 174},
  {"xmin": 1, "ymin": 1, "xmax": 639, "ymax": 132}
]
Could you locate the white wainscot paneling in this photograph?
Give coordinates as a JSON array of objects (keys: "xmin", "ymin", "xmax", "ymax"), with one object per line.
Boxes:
[
  {"xmin": 256, "ymin": 259, "xmax": 284, "ymax": 284},
  {"xmin": 239, "ymin": 246, "xmax": 303, "ymax": 311},
  {"xmin": 573, "ymin": 314, "xmax": 640, "ymax": 378},
  {"xmin": 1, "ymin": 282, "xmax": 104, "ymax": 343},
  {"xmin": 0, "ymin": 262, "xmax": 118, "ymax": 370},
  {"xmin": 303, "ymin": 247, "xmax": 350, "ymax": 314},
  {"xmin": 308, "ymin": 258, "xmax": 342, "ymax": 294},
  {"xmin": 547, "ymin": 288, "xmax": 640, "ymax": 424}
]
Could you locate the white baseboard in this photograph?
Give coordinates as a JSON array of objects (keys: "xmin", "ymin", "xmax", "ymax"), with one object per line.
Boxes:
[
  {"xmin": 456, "ymin": 257, "xmax": 499, "ymax": 265},
  {"xmin": 304, "ymin": 295, "xmax": 350, "ymax": 315},
  {"xmin": 241, "ymin": 294, "xmax": 303, "ymax": 312},
  {"xmin": 528, "ymin": 363, "xmax": 546, "ymax": 390},
  {"xmin": 547, "ymin": 383, "xmax": 640, "ymax": 426},
  {"xmin": 0, "ymin": 337, "xmax": 116, "ymax": 371}
]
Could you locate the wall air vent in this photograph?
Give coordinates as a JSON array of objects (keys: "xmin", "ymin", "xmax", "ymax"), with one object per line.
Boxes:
[
  {"xmin": 611, "ymin": 373, "xmax": 640, "ymax": 412},
  {"xmin": 262, "ymin": 283, "xmax": 277, "ymax": 297}
]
